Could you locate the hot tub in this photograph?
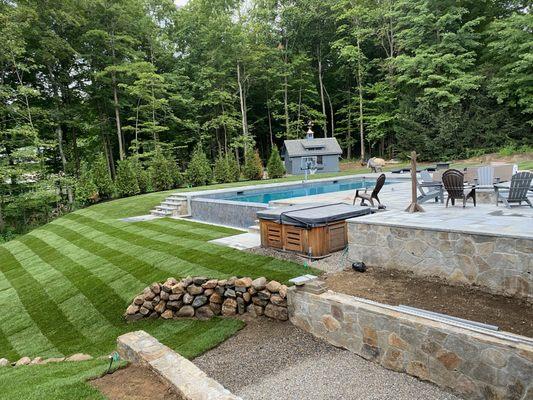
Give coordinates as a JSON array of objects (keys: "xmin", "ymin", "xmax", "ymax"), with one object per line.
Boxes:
[{"xmin": 257, "ymin": 203, "xmax": 371, "ymax": 258}]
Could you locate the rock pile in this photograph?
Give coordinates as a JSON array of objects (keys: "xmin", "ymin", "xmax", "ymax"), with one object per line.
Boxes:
[
  {"xmin": 125, "ymin": 276, "xmax": 289, "ymax": 321},
  {"xmin": 0, "ymin": 353, "xmax": 93, "ymax": 368}
]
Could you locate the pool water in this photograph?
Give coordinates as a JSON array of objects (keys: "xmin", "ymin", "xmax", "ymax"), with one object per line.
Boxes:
[{"xmin": 222, "ymin": 179, "xmax": 391, "ymax": 204}]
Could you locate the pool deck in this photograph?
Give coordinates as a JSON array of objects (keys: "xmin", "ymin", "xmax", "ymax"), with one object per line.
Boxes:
[{"xmin": 272, "ymin": 174, "xmax": 533, "ymax": 240}]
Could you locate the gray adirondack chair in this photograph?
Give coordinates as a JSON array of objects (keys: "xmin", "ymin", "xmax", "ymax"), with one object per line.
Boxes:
[
  {"xmin": 420, "ymin": 170, "xmax": 433, "ymax": 183},
  {"xmin": 476, "ymin": 166, "xmax": 495, "ymax": 188},
  {"xmin": 494, "ymin": 172, "xmax": 533, "ymax": 208},
  {"xmin": 417, "ymin": 171, "xmax": 443, "ymax": 203}
]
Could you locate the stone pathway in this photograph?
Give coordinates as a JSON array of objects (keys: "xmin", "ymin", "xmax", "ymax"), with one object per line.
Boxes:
[
  {"xmin": 210, "ymin": 232, "xmax": 260, "ymax": 250},
  {"xmin": 194, "ymin": 318, "xmax": 460, "ymax": 400}
]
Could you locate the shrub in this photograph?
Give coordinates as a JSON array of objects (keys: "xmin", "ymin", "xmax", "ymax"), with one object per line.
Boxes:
[
  {"xmin": 92, "ymin": 156, "xmax": 115, "ymax": 199},
  {"xmin": 115, "ymin": 158, "xmax": 140, "ymax": 197},
  {"xmin": 149, "ymin": 149, "xmax": 174, "ymax": 191},
  {"xmin": 186, "ymin": 145, "xmax": 212, "ymax": 186},
  {"xmin": 227, "ymin": 151, "xmax": 241, "ymax": 182},
  {"xmin": 242, "ymin": 149, "xmax": 263, "ymax": 181},
  {"xmin": 266, "ymin": 146, "xmax": 285, "ymax": 179},
  {"xmin": 74, "ymin": 162, "xmax": 99, "ymax": 205},
  {"xmin": 213, "ymin": 153, "xmax": 230, "ymax": 183},
  {"xmin": 131, "ymin": 157, "xmax": 150, "ymax": 193}
]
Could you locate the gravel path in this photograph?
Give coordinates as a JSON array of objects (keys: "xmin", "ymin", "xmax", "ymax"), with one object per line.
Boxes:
[{"xmin": 194, "ymin": 318, "xmax": 460, "ymax": 400}]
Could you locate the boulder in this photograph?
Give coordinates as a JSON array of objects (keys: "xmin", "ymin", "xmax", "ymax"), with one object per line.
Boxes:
[
  {"xmin": 154, "ymin": 300, "xmax": 167, "ymax": 314},
  {"xmin": 150, "ymin": 283, "xmax": 161, "ymax": 294},
  {"xmin": 43, "ymin": 357, "xmax": 65, "ymax": 363},
  {"xmin": 210, "ymin": 292, "xmax": 223, "ymax": 304},
  {"xmin": 264, "ymin": 303, "xmax": 288, "ymax": 321},
  {"xmin": 226, "ymin": 276, "xmax": 237, "ymax": 286},
  {"xmin": 236, "ymin": 297, "xmax": 245, "ymax": 314},
  {"xmin": 242, "ymin": 292, "xmax": 251, "ymax": 303},
  {"xmin": 133, "ymin": 296, "xmax": 144, "ymax": 306},
  {"xmin": 217, "ymin": 279, "xmax": 228, "ymax": 287},
  {"xmin": 142, "ymin": 301, "xmax": 154, "ymax": 311},
  {"xmin": 162, "ymin": 278, "xmax": 177, "ymax": 292},
  {"xmin": 196, "ymin": 306, "xmax": 214, "ymax": 320},
  {"xmin": 192, "ymin": 276, "xmax": 209, "ymax": 285},
  {"xmin": 161, "ymin": 309, "xmax": 174, "ymax": 319},
  {"xmin": 166, "ymin": 300, "xmax": 182, "ymax": 310},
  {"xmin": 187, "ymin": 285, "xmax": 204, "ymax": 296},
  {"xmin": 246, "ymin": 304, "xmax": 257, "ymax": 317},
  {"xmin": 160, "ymin": 291, "xmax": 169, "ymax": 301},
  {"xmin": 252, "ymin": 297, "xmax": 268, "ymax": 307},
  {"xmin": 125, "ymin": 313, "xmax": 144, "ymax": 322},
  {"xmin": 209, "ymin": 302, "xmax": 222, "ymax": 315},
  {"xmin": 257, "ymin": 290, "xmax": 271, "ymax": 301},
  {"xmin": 279, "ymin": 285, "xmax": 288, "ymax": 299},
  {"xmin": 224, "ymin": 288, "xmax": 236, "ymax": 298},
  {"xmin": 181, "ymin": 276, "xmax": 193, "ymax": 287},
  {"xmin": 222, "ymin": 298, "xmax": 237, "ymax": 316},
  {"xmin": 66, "ymin": 353, "xmax": 93, "ymax": 362},
  {"xmin": 0, "ymin": 358, "xmax": 9, "ymax": 367},
  {"xmin": 266, "ymin": 280, "xmax": 281, "ymax": 293},
  {"xmin": 202, "ymin": 279, "xmax": 218, "ymax": 289},
  {"xmin": 171, "ymin": 284, "xmax": 185, "ymax": 295},
  {"xmin": 176, "ymin": 305, "xmax": 195, "ymax": 317},
  {"xmin": 270, "ymin": 294, "xmax": 287, "ymax": 307},
  {"xmin": 15, "ymin": 357, "xmax": 31, "ymax": 367},
  {"xmin": 214, "ymin": 286, "xmax": 225, "ymax": 296},
  {"xmin": 143, "ymin": 288, "xmax": 156, "ymax": 301},
  {"xmin": 139, "ymin": 306, "xmax": 150, "ymax": 315},
  {"xmin": 252, "ymin": 277, "xmax": 267, "ymax": 291},
  {"xmin": 182, "ymin": 293, "xmax": 194, "ymax": 305},
  {"xmin": 192, "ymin": 295, "xmax": 208, "ymax": 308},
  {"xmin": 235, "ymin": 286, "xmax": 247, "ymax": 293},
  {"xmin": 169, "ymin": 293, "xmax": 183, "ymax": 301},
  {"xmin": 126, "ymin": 304, "xmax": 140, "ymax": 315},
  {"xmin": 248, "ymin": 287, "xmax": 257, "ymax": 296},
  {"xmin": 204, "ymin": 289, "xmax": 214, "ymax": 297},
  {"xmin": 235, "ymin": 277, "xmax": 253, "ymax": 288},
  {"xmin": 254, "ymin": 305, "xmax": 264, "ymax": 316},
  {"xmin": 30, "ymin": 357, "xmax": 44, "ymax": 365}
]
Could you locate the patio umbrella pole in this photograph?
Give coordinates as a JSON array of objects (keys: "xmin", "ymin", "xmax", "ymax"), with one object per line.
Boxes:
[{"xmin": 405, "ymin": 151, "xmax": 424, "ymax": 213}]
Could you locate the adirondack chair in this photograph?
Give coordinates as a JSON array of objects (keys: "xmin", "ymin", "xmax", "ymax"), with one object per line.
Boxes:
[
  {"xmin": 494, "ymin": 172, "xmax": 533, "ymax": 208},
  {"xmin": 476, "ymin": 166, "xmax": 495, "ymax": 188},
  {"xmin": 442, "ymin": 169, "xmax": 476, "ymax": 208},
  {"xmin": 353, "ymin": 173, "xmax": 386, "ymax": 207},
  {"xmin": 417, "ymin": 171, "xmax": 443, "ymax": 203}
]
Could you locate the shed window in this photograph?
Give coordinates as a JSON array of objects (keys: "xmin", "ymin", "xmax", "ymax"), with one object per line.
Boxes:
[{"xmin": 316, "ymin": 155, "xmax": 323, "ymax": 165}]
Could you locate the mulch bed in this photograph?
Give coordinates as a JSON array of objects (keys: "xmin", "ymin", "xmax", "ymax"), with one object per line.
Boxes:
[
  {"xmin": 90, "ymin": 365, "xmax": 183, "ymax": 400},
  {"xmin": 324, "ymin": 267, "xmax": 533, "ymax": 338}
]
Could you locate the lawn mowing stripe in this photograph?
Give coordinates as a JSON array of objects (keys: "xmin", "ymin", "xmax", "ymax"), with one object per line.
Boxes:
[
  {"xmin": 18, "ymin": 235, "xmax": 128, "ymax": 325},
  {"xmin": 64, "ymin": 214, "xmax": 252, "ymax": 275},
  {"xmin": 68, "ymin": 213, "xmax": 309, "ymax": 282},
  {"xmin": 0, "ymin": 321, "xmax": 21, "ymax": 361},
  {"xmin": 0, "ymin": 245, "xmax": 87, "ymax": 356},
  {"xmin": 29, "ymin": 229, "xmax": 143, "ymax": 303},
  {"xmin": 141, "ymin": 218, "xmax": 242, "ymax": 240},
  {"xmin": 45, "ymin": 223, "xmax": 164, "ymax": 285},
  {"xmin": 54, "ymin": 217, "xmax": 219, "ymax": 278}
]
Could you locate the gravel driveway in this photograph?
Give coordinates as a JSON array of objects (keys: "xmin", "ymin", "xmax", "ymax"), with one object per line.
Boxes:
[{"xmin": 194, "ymin": 317, "xmax": 460, "ymax": 400}]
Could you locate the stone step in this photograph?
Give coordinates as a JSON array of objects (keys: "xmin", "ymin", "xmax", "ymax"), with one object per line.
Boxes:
[
  {"xmin": 150, "ymin": 209, "xmax": 171, "ymax": 217},
  {"xmin": 161, "ymin": 202, "xmax": 181, "ymax": 208},
  {"xmin": 156, "ymin": 205, "xmax": 178, "ymax": 211}
]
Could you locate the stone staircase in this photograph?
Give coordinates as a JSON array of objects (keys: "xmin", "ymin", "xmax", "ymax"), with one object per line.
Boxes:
[{"xmin": 150, "ymin": 194, "xmax": 187, "ymax": 217}]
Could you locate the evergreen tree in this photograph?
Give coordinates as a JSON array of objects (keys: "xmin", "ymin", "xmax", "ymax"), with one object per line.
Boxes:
[
  {"xmin": 92, "ymin": 156, "xmax": 115, "ymax": 199},
  {"xmin": 227, "ymin": 152, "xmax": 241, "ymax": 182},
  {"xmin": 185, "ymin": 145, "xmax": 212, "ymax": 187},
  {"xmin": 131, "ymin": 157, "xmax": 150, "ymax": 194},
  {"xmin": 243, "ymin": 150, "xmax": 264, "ymax": 181},
  {"xmin": 74, "ymin": 162, "xmax": 99, "ymax": 205},
  {"xmin": 115, "ymin": 158, "xmax": 140, "ymax": 197},
  {"xmin": 214, "ymin": 153, "xmax": 231, "ymax": 183},
  {"xmin": 149, "ymin": 150, "xmax": 174, "ymax": 191},
  {"xmin": 266, "ymin": 146, "xmax": 285, "ymax": 179}
]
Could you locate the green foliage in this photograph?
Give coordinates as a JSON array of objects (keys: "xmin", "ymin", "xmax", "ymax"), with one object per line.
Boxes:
[
  {"xmin": 186, "ymin": 145, "xmax": 212, "ymax": 187},
  {"xmin": 149, "ymin": 150, "xmax": 176, "ymax": 192},
  {"xmin": 227, "ymin": 152, "xmax": 241, "ymax": 182},
  {"xmin": 92, "ymin": 156, "xmax": 115, "ymax": 199},
  {"xmin": 115, "ymin": 158, "xmax": 141, "ymax": 197},
  {"xmin": 213, "ymin": 152, "xmax": 241, "ymax": 183},
  {"xmin": 498, "ymin": 144, "xmax": 533, "ymax": 157},
  {"xmin": 266, "ymin": 146, "xmax": 285, "ymax": 179},
  {"xmin": 243, "ymin": 149, "xmax": 264, "ymax": 181},
  {"xmin": 131, "ymin": 157, "xmax": 151, "ymax": 194},
  {"xmin": 74, "ymin": 163, "xmax": 99, "ymax": 205}
]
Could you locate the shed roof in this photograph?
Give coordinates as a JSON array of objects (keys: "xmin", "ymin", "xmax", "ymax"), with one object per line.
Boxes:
[{"xmin": 283, "ymin": 138, "xmax": 342, "ymax": 157}]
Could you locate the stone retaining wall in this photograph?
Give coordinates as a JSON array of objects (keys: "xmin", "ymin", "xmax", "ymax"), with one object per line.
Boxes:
[
  {"xmin": 347, "ymin": 222, "xmax": 532, "ymax": 300},
  {"xmin": 125, "ymin": 276, "xmax": 288, "ymax": 321},
  {"xmin": 118, "ymin": 330, "xmax": 241, "ymax": 400},
  {"xmin": 288, "ymin": 286, "xmax": 533, "ymax": 400}
]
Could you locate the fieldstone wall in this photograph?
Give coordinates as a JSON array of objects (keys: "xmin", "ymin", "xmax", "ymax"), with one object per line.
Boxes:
[
  {"xmin": 125, "ymin": 276, "xmax": 288, "ymax": 322},
  {"xmin": 288, "ymin": 286, "xmax": 533, "ymax": 400},
  {"xmin": 347, "ymin": 222, "xmax": 533, "ymax": 300},
  {"xmin": 118, "ymin": 330, "xmax": 241, "ymax": 400}
]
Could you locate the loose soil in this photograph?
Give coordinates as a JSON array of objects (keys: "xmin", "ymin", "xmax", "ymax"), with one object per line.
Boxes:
[
  {"xmin": 325, "ymin": 267, "xmax": 533, "ymax": 337},
  {"xmin": 90, "ymin": 365, "xmax": 182, "ymax": 400}
]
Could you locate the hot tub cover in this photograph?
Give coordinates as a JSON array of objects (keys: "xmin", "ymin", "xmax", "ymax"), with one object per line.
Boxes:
[{"xmin": 256, "ymin": 203, "xmax": 371, "ymax": 228}]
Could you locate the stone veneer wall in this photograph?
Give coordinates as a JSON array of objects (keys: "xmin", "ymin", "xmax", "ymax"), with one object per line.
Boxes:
[
  {"xmin": 347, "ymin": 222, "xmax": 533, "ymax": 300},
  {"xmin": 288, "ymin": 287, "xmax": 533, "ymax": 400}
]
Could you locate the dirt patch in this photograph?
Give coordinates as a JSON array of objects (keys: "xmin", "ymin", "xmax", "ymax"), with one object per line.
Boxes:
[
  {"xmin": 325, "ymin": 268, "xmax": 533, "ymax": 337},
  {"xmin": 90, "ymin": 365, "xmax": 182, "ymax": 400}
]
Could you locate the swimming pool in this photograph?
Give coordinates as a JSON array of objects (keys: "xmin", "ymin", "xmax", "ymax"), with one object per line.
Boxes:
[{"xmin": 218, "ymin": 178, "xmax": 392, "ymax": 204}]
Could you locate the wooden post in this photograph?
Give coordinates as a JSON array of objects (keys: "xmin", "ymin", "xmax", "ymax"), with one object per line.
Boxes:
[{"xmin": 405, "ymin": 151, "xmax": 424, "ymax": 213}]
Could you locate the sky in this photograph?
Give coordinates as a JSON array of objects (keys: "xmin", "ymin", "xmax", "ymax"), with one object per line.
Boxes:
[{"xmin": 175, "ymin": 0, "xmax": 188, "ymax": 7}]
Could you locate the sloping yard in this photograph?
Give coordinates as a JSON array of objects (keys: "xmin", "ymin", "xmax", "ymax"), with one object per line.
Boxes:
[{"xmin": 0, "ymin": 194, "xmax": 314, "ymax": 398}]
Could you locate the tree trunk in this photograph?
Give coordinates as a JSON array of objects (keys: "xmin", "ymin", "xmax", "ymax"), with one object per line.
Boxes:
[
  {"xmin": 347, "ymin": 86, "xmax": 352, "ymax": 159},
  {"xmin": 317, "ymin": 46, "xmax": 327, "ymax": 137},
  {"xmin": 110, "ymin": 32, "xmax": 124, "ymax": 160},
  {"xmin": 324, "ymin": 84, "xmax": 334, "ymax": 136},
  {"xmin": 237, "ymin": 61, "xmax": 248, "ymax": 151},
  {"xmin": 356, "ymin": 36, "xmax": 365, "ymax": 162},
  {"xmin": 72, "ymin": 128, "xmax": 80, "ymax": 176},
  {"xmin": 297, "ymin": 86, "xmax": 302, "ymax": 133},
  {"xmin": 283, "ymin": 38, "xmax": 289, "ymax": 138}
]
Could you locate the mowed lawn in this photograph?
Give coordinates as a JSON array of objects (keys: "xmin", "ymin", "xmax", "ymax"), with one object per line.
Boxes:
[{"xmin": 0, "ymin": 202, "xmax": 313, "ymax": 363}]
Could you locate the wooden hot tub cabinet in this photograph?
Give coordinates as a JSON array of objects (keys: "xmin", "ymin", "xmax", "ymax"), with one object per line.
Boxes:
[{"xmin": 259, "ymin": 219, "xmax": 347, "ymax": 257}]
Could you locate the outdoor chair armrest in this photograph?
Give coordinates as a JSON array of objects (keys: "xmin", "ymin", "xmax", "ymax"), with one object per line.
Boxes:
[{"xmin": 493, "ymin": 183, "xmax": 508, "ymax": 189}]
